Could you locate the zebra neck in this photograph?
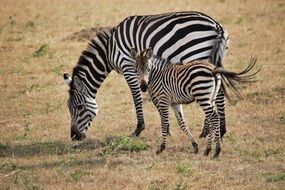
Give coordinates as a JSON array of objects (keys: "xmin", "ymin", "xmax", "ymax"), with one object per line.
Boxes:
[
  {"xmin": 148, "ymin": 56, "xmax": 169, "ymax": 84},
  {"xmin": 72, "ymin": 29, "xmax": 115, "ymax": 99}
]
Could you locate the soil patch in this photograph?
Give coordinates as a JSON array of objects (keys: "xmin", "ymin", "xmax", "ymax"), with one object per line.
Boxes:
[{"xmin": 64, "ymin": 26, "xmax": 113, "ymax": 41}]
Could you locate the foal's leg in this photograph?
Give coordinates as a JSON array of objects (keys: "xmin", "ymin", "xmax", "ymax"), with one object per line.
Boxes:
[
  {"xmin": 156, "ymin": 103, "xmax": 170, "ymax": 154},
  {"xmin": 213, "ymin": 112, "xmax": 221, "ymax": 157},
  {"xmin": 196, "ymin": 100, "xmax": 218, "ymax": 156},
  {"xmin": 172, "ymin": 104, "xmax": 198, "ymax": 154},
  {"xmin": 200, "ymin": 89, "xmax": 226, "ymax": 139},
  {"xmin": 216, "ymin": 88, "xmax": 226, "ymax": 139},
  {"xmin": 206, "ymin": 110, "xmax": 221, "ymax": 157}
]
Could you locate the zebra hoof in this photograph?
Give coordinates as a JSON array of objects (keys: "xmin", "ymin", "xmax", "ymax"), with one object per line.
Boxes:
[
  {"xmin": 133, "ymin": 122, "xmax": 145, "ymax": 137},
  {"xmin": 156, "ymin": 149, "xmax": 162, "ymax": 155},
  {"xmin": 213, "ymin": 147, "xmax": 221, "ymax": 158},
  {"xmin": 220, "ymin": 129, "xmax": 226, "ymax": 139},
  {"xmin": 204, "ymin": 147, "xmax": 212, "ymax": 156},
  {"xmin": 192, "ymin": 142, "xmax": 198, "ymax": 154},
  {"xmin": 156, "ymin": 144, "xmax": 165, "ymax": 154}
]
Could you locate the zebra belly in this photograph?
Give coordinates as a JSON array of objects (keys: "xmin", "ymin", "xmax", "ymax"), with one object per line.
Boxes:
[{"xmin": 171, "ymin": 93, "xmax": 195, "ymax": 105}]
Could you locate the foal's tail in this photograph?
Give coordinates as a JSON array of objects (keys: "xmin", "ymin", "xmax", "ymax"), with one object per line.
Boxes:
[{"xmin": 212, "ymin": 58, "xmax": 260, "ymax": 100}]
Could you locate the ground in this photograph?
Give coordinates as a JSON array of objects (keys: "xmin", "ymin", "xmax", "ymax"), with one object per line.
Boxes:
[{"xmin": 0, "ymin": 0, "xmax": 284, "ymax": 189}]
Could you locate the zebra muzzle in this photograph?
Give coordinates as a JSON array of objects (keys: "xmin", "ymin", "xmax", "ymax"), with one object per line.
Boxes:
[{"xmin": 71, "ymin": 126, "xmax": 86, "ymax": 141}]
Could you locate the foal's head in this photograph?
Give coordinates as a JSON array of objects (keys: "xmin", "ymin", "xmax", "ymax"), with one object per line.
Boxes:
[{"xmin": 130, "ymin": 48, "xmax": 153, "ymax": 92}]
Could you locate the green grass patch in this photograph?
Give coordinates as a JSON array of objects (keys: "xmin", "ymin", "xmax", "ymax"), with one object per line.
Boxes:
[
  {"xmin": 224, "ymin": 132, "xmax": 236, "ymax": 143},
  {"xmin": 174, "ymin": 181, "xmax": 188, "ymax": 190},
  {"xmin": 106, "ymin": 135, "xmax": 148, "ymax": 152},
  {"xmin": 11, "ymin": 171, "xmax": 41, "ymax": 190},
  {"xmin": 266, "ymin": 172, "xmax": 285, "ymax": 182},
  {"xmin": 33, "ymin": 44, "xmax": 53, "ymax": 57},
  {"xmin": 70, "ymin": 170, "xmax": 90, "ymax": 182},
  {"xmin": 175, "ymin": 161, "xmax": 193, "ymax": 177},
  {"xmin": 0, "ymin": 161, "xmax": 18, "ymax": 173},
  {"xmin": 148, "ymin": 180, "xmax": 167, "ymax": 190},
  {"xmin": 25, "ymin": 21, "xmax": 35, "ymax": 29},
  {"xmin": 0, "ymin": 143, "xmax": 7, "ymax": 150},
  {"xmin": 264, "ymin": 148, "xmax": 281, "ymax": 158}
]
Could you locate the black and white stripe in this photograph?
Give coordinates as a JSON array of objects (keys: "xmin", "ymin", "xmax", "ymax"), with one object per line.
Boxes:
[
  {"xmin": 131, "ymin": 48, "xmax": 258, "ymax": 157},
  {"xmin": 64, "ymin": 11, "xmax": 229, "ymax": 140},
  {"xmin": 131, "ymin": 48, "xmax": 221, "ymax": 156}
]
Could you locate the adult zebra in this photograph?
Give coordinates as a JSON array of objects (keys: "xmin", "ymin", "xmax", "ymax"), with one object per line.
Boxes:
[{"xmin": 63, "ymin": 11, "xmax": 229, "ymax": 141}]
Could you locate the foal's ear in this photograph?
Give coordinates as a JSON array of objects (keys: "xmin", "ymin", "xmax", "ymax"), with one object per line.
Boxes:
[
  {"xmin": 130, "ymin": 48, "xmax": 137, "ymax": 58},
  {"xmin": 144, "ymin": 48, "xmax": 153, "ymax": 60},
  {"xmin": 63, "ymin": 73, "xmax": 72, "ymax": 85}
]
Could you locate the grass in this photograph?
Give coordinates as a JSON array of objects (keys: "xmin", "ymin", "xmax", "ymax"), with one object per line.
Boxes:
[
  {"xmin": 0, "ymin": 0, "xmax": 284, "ymax": 189},
  {"xmin": 267, "ymin": 172, "xmax": 285, "ymax": 182},
  {"xmin": 106, "ymin": 135, "xmax": 148, "ymax": 152},
  {"xmin": 33, "ymin": 44, "xmax": 52, "ymax": 57},
  {"xmin": 175, "ymin": 161, "xmax": 193, "ymax": 177}
]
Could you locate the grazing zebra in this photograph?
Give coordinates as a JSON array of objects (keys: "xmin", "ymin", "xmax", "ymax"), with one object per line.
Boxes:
[
  {"xmin": 130, "ymin": 48, "xmax": 258, "ymax": 157},
  {"xmin": 63, "ymin": 11, "xmax": 229, "ymax": 141}
]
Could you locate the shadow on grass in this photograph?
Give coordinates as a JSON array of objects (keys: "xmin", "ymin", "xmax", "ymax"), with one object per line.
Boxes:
[
  {"xmin": 0, "ymin": 135, "xmax": 148, "ymax": 158},
  {"xmin": 0, "ymin": 139, "xmax": 104, "ymax": 158},
  {"xmin": 21, "ymin": 156, "xmax": 107, "ymax": 171}
]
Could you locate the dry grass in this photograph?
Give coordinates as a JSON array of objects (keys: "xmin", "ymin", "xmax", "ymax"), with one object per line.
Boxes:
[{"xmin": 0, "ymin": 0, "xmax": 285, "ymax": 189}]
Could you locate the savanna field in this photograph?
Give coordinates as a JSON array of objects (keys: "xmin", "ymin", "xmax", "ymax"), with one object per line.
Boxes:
[{"xmin": 0, "ymin": 0, "xmax": 284, "ymax": 189}]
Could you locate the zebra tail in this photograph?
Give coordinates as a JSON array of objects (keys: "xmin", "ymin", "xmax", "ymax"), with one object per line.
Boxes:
[
  {"xmin": 209, "ymin": 25, "xmax": 229, "ymax": 68},
  {"xmin": 213, "ymin": 57, "xmax": 261, "ymax": 99}
]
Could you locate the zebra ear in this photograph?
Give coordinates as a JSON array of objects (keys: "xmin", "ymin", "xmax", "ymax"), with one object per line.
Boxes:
[
  {"xmin": 145, "ymin": 48, "xmax": 153, "ymax": 60},
  {"xmin": 73, "ymin": 75, "xmax": 86, "ymax": 93},
  {"xmin": 130, "ymin": 48, "xmax": 137, "ymax": 58},
  {"xmin": 63, "ymin": 73, "xmax": 72, "ymax": 85}
]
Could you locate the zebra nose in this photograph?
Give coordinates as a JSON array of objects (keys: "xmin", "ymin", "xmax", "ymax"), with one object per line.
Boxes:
[{"xmin": 71, "ymin": 125, "xmax": 85, "ymax": 141}]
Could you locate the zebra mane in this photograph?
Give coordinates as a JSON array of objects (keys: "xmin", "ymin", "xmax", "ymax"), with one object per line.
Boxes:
[
  {"xmin": 70, "ymin": 27, "xmax": 116, "ymax": 97},
  {"xmin": 72, "ymin": 27, "xmax": 116, "ymax": 76}
]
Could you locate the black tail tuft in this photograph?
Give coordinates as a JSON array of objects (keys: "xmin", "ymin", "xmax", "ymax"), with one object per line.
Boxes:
[{"xmin": 215, "ymin": 57, "xmax": 261, "ymax": 100}]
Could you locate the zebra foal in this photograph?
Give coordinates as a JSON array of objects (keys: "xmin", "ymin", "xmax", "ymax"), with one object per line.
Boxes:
[{"xmin": 131, "ymin": 48, "xmax": 258, "ymax": 157}]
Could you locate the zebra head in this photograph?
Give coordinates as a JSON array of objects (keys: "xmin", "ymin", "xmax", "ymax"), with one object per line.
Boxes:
[
  {"xmin": 130, "ymin": 48, "xmax": 153, "ymax": 92},
  {"xmin": 63, "ymin": 73, "xmax": 98, "ymax": 141}
]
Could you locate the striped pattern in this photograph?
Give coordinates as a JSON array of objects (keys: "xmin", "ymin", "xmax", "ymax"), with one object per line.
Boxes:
[
  {"xmin": 64, "ymin": 11, "xmax": 229, "ymax": 140},
  {"xmin": 132, "ymin": 48, "xmax": 222, "ymax": 156},
  {"xmin": 132, "ymin": 49, "xmax": 259, "ymax": 157}
]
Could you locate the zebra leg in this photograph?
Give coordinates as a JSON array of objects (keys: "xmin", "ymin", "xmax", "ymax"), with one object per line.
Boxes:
[
  {"xmin": 204, "ymin": 124, "xmax": 213, "ymax": 156},
  {"xmin": 200, "ymin": 89, "xmax": 226, "ymax": 139},
  {"xmin": 197, "ymin": 101, "xmax": 217, "ymax": 156},
  {"xmin": 156, "ymin": 104, "xmax": 170, "ymax": 154},
  {"xmin": 199, "ymin": 119, "xmax": 210, "ymax": 138},
  {"xmin": 206, "ymin": 111, "xmax": 220, "ymax": 157},
  {"xmin": 123, "ymin": 70, "xmax": 145, "ymax": 137},
  {"xmin": 216, "ymin": 88, "xmax": 226, "ymax": 139},
  {"xmin": 172, "ymin": 104, "xmax": 198, "ymax": 154},
  {"xmin": 213, "ymin": 113, "xmax": 221, "ymax": 158}
]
